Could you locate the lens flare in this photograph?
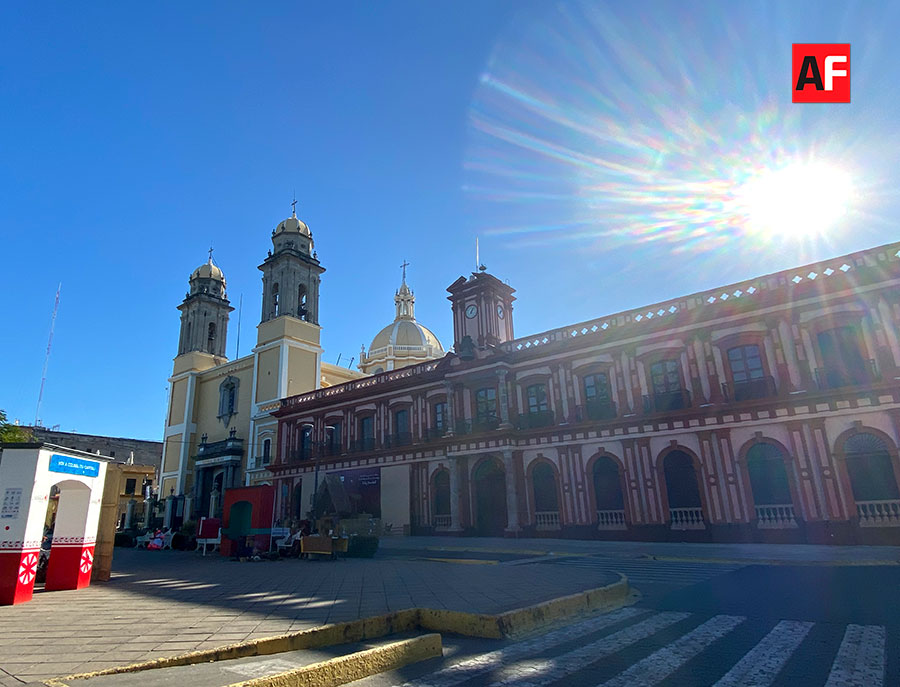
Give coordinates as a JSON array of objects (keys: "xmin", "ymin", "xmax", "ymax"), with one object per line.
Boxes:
[
  {"xmin": 463, "ymin": 2, "xmax": 883, "ymax": 265},
  {"xmin": 736, "ymin": 162, "xmax": 854, "ymax": 239}
]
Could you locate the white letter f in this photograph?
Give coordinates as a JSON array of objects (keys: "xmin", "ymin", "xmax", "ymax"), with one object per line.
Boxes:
[{"xmin": 824, "ymin": 55, "xmax": 847, "ymax": 91}]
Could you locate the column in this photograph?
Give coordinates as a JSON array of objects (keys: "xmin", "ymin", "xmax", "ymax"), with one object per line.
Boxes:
[
  {"xmin": 444, "ymin": 381, "xmax": 455, "ymax": 436},
  {"xmin": 497, "ymin": 369, "xmax": 512, "ymax": 429},
  {"xmin": 163, "ymin": 495, "xmax": 174, "ymax": 529},
  {"xmin": 877, "ymin": 298, "xmax": 900, "ymax": 368},
  {"xmin": 778, "ymin": 319, "xmax": 803, "ymax": 389},
  {"xmin": 124, "ymin": 499, "xmax": 135, "ymax": 530},
  {"xmin": 502, "ymin": 449, "xmax": 521, "ymax": 533},
  {"xmin": 448, "ymin": 457, "xmax": 462, "ymax": 531},
  {"xmin": 800, "ymin": 327, "xmax": 819, "ymax": 387},
  {"xmin": 692, "ymin": 337, "xmax": 711, "ymax": 403}
]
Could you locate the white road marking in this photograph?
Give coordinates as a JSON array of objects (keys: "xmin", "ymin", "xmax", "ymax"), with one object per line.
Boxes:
[
  {"xmin": 713, "ymin": 620, "xmax": 814, "ymax": 686},
  {"xmin": 599, "ymin": 614, "xmax": 746, "ymax": 687},
  {"xmin": 825, "ymin": 624, "xmax": 885, "ymax": 687},
  {"xmin": 395, "ymin": 606, "xmax": 647, "ymax": 687},
  {"xmin": 487, "ymin": 611, "xmax": 691, "ymax": 686}
]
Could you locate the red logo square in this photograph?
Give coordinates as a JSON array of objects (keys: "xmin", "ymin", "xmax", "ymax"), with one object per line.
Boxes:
[{"xmin": 792, "ymin": 44, "xmax": 850, "ymax": 103}]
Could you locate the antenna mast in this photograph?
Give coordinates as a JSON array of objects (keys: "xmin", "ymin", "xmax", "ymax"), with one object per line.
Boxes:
[{"xmin": 35, "ymin": 283, "xmax": 61, "ymax": 427}]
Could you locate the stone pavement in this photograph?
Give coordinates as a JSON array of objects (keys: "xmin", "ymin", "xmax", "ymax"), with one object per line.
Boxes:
[{"xmin": 0, "ymin": 547, "xmax": 613, "ymax": 685}]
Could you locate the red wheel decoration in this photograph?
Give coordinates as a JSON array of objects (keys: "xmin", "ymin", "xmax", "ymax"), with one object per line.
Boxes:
[
  {"xmin": 18, "ymin": 553, "xmax": 38, "ymax": 585},
  {"xmin": 80, "ymin": 549, "xmax": 93, "ymax": 574}
]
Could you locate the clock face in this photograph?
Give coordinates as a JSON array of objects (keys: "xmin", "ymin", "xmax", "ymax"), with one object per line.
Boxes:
[
  {"xmin": 497, "ymin": 304, "xmax": 505, "ymax": 319},
  {"xmin": 465, "ymin": 304, "xmax": 478, "ymax": 319}
]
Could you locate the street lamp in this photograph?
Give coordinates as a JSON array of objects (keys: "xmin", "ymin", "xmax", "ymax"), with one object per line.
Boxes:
[{"xmin": 301, "ymin": 423, "xmax": 335, "ymax": 518}]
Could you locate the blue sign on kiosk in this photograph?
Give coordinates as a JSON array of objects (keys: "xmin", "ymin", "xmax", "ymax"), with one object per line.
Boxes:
[{"xmin": 49, "ymin": 454, "xmax": 100, "ymax": 478}]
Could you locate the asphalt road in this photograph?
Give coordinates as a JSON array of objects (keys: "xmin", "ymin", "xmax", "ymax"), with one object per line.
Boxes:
[{"xmin": 347, "ymin": 559, "xmax": 899, "ymax": 687}]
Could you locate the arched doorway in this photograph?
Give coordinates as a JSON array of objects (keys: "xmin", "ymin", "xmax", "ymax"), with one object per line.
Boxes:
[
  {"xmin": 473, "ymin": 458, "xmax": 507, "ymax": 536},
  {"xmin": 531, "ymin": 463, "xmax": 560, "ymax": 530},
  {"xmin": 663, "ymin": 450, "xmax": 704, "ymax": 529},
  {"xmin": 592, "ymin": 456, "xmax": 626, "ymax": 529},
  {"xmin": 843, "ymin": 433, "xmax": 900, "ymax": 526},
  {"xmin": 745, "ymin": 443, "xmax": 796, "ymax": 528},
  {"xmin": 432, "ymin": 470, "xmax": 450, "ymax": 528},
  {"xmin": 45, "ymin": 480, "xmax": 96, "ymax": 592}
]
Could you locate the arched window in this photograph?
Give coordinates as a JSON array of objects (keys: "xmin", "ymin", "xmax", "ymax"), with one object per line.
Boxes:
[
  {"xmin": 207, "ymin": 322, "xmax": 216, "ymax": 354},
  {"xmin": 262, "ymin": 438, "xmax": 271, "ymax": 465},
  {"xmin": 593, "ymin": 456, "xmax": 626, "ymax": 529},
  {"xmin": 746, "ymin": 442, "xmax": 797, "ymax": 527},
  {"xmin": 663, "ymin": 450, "xmax": 704, "ymax": 529},
  {"xmin": 272, "ymin": 283, "xmax": 280, "ymax": 318},
  {"xmin": 218, "ymin": 376, "xmax": 239, "ymax": 422},
  {"xmin": 298, "ymin": 285, "xmax": 308, "ymax": 321},
  {"xmin": 532, "ymin": 462, "xmax": 559, "ymax": 529},
  {"xmin": 432, "ymin": 470, "xmax": 450, "ymax": 527},
  {"xmin": 649, "ymin": 359, "xmax": 687, "ymax": 412},
  {"xmin": 844, "ymin": 433, "xmax": 899, "ymax": 502},
  {"xmin": 746, "ymin": 443, "xmax": 792, "ymax": 506},
  {"xmin": 816, "ymin": 326, "xmax": 870, "ymax": 389},
  {"xmin": 583, "ymin": 372, "xmax": 615, "ymax": 420}
]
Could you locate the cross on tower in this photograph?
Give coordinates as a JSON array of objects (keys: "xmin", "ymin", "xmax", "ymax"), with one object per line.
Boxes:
[
  {"xmin": 291, "ymin": 197, "xmax": 298, "ymax": 217},
  {"xmin": 208, "ymin": 247, "xmax": 214, "ymax": 262},
  {"xmin": 400, "ymin": 259, "xmax": 410, "ymax": 284}
]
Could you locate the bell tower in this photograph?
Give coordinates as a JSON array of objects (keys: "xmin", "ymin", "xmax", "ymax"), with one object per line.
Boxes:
[
  {"xmin": 447, "ymin": 268, "xmax": 515, "ymax": 355},
  {"xmin": 177, "ymin": 253, "xmax": 233, "ymax": 359},
  {"xmin": 259, "ymin": 207, "xmax": 324, "ymax": 325}
]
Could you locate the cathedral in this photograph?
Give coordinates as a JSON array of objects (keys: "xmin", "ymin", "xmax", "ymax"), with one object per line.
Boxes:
[{"xmin": 159, "ymin": 208, "xmax": 444, "ymax": 522}]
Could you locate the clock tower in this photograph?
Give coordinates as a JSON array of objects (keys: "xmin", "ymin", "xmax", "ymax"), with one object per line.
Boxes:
[{"xmin": 447, "ymin": 269, "xmax": 515, "ymax": 355}]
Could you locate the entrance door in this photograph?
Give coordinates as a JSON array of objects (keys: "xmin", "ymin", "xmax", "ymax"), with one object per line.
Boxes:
[{"xmin": 473, "ymin": 459, "xmax": 507, "ymax": 536}]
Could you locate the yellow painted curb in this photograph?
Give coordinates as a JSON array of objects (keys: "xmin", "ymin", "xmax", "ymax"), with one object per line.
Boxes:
[
  {"xmin": 227, "ymin": 633, "xmax": 442, "ymax": 687},
  {"xmin": 43, "ymin": 575, "xmax": 629, "ymax": 685},
  {"xmin": 419, "ymin": 557, "xmax": 499, "ymax": 565}
]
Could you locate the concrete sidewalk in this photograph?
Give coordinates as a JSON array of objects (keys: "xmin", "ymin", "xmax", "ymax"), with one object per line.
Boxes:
[
  {"xmin": 0, "ymin": 547, "xmax": 612, "ymax": 686},
  {"xmin": 379, "ymin": 536, "xmax": 900, "ymax": 564}
]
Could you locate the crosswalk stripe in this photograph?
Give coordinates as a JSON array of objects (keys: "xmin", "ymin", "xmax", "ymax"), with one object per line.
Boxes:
[
  {"xmin": 395, "ymin": 606, "xmax": 647, "ymax": 687},
  {"xmin": 486, "ymin": 611, "xmax": 691, "ymax": 686},
  {"xmin": 712, "ymin": 620, "xmax": 814, "ymax": 686},
  {"xmin": 824, "ymin": 624, "xmax": 885, "ymax": 687},
  {"xmin": 598, "ymin": 614, "xmax": 746, "ymax": 686}
]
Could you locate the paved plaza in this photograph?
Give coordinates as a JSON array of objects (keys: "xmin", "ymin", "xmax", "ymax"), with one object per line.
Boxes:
[
  {"xmin": 1, "ymin": 538, "xmax": 899, "ymax": 686},
  {"xmin": 0, "ymin": 546, "xmax": 611, "ymax": 685}
]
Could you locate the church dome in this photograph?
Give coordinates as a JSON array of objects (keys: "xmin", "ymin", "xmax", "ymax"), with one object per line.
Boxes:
[
  {"xmin": 369, "ymin": 319, "xmax": 443, "ymax": 352},
  {"xmin": 359, "ymin": 269, "xmax": 445, "ymax": 375},
  {"xmin": 275, "ymin": 214, "xmax": 311, "ymax": 237},
  {"xmin": 191, "ymin": 261, "xmax": 225, "ymax": 282}
]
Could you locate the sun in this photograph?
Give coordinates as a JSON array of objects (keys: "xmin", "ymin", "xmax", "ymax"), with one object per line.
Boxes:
[{"xmin": 736, "ymin": 161, "xmax": 854, "ymax": 239}]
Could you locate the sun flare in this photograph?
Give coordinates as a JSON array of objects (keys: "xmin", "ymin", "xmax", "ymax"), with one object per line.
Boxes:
[{"xmin": 734, "ymin": 162, "xmax": 853, "ymax": 239}]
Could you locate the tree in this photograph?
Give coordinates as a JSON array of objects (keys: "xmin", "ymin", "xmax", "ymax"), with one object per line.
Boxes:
[{"xmin": 0, "ymin": 410, "xmax": 33, "ymax": 443}]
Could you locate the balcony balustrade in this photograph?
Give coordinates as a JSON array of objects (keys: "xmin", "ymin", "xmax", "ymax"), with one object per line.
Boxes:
[
  {"xmin": 349, "ymin": 437, "xmax": 377, "ymax": 453},
  {"xmin": 424, "ymin": 427, "xmax": 446, "ymax": 441},
  {"xmin": 384, "ymin": 432, "xmax": 413, "ymax": 449},
  {"xmin": 596, "ymin": 509, "xmax": 627, "ymax": 530},
  {"xmin": 857, "ymin": 499, "xmax": 900, "ymax": 527},
  {"xmin": 516, "ymin": 410, "xmax": 556, "ymax": 430},
  {"xmin": 814, "ymin": 360, "xmax": 878, "ymax": 390},
  {"xmin": 644, "ymin": 389, "xmax": 692, "ymax": 414},
  {"xmin": 722, "ymin": 376, "xmax": 777, "ymax": 402},
  {"xmin": 535, "ymin": 511, "xmax": 561, "ymax": 530},
  {"xmin": 582, "ymin": 399, "xmax": 618, "ymax": 421},
  {"xmin": 432, "ymin": 514, "xmax": 451, "ymax": 529},
  {"xmin": 754, "ymin": 504, "xmax": 798, "ymax": 529},
  {"xmin": 288, "ymin": 446, "xmax": 312, "ymax": 463},
  {"xmin": 669, "ymin": 507, "xmax": 705, "ymax": 530}
]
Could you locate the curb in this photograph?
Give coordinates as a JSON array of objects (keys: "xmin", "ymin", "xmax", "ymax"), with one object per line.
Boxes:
[
  {"xmin": 227, "ymin": 634, "xmax": 442, "ymax": 687},
  {"xmin": 647, "ymin": 555, "xmax": 900, "ymax": 567},
  {"xmin": 42, "ymin": 574, "xmax": 629, "ymax": 684}
]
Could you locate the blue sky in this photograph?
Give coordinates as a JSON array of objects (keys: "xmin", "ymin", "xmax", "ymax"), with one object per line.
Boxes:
[{"xmin": 2, "ymin": 2, "xmax": 898, "ymax": 439}]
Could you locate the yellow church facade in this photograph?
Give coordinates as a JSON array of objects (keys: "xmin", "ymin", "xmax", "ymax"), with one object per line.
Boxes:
[{"xmin": 159, "ymin": 211, "xmax": 364, "ymax": 522}]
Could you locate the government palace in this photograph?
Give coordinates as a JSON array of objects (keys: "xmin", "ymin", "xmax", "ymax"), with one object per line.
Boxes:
[{"xmin": 161, "ymin": 207, "xmax": 900, "ymax": 544}]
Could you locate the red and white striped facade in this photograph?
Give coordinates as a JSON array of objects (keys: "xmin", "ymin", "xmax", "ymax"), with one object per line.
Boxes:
[{"xmin": 272, "ymin": 241, "xmax": 900, "ymax": 544}]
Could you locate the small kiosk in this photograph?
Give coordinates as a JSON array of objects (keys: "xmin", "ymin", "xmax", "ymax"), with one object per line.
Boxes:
[{"xmin": 0, "ymin": 443, "xmax": 110, "ymax": 605}]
